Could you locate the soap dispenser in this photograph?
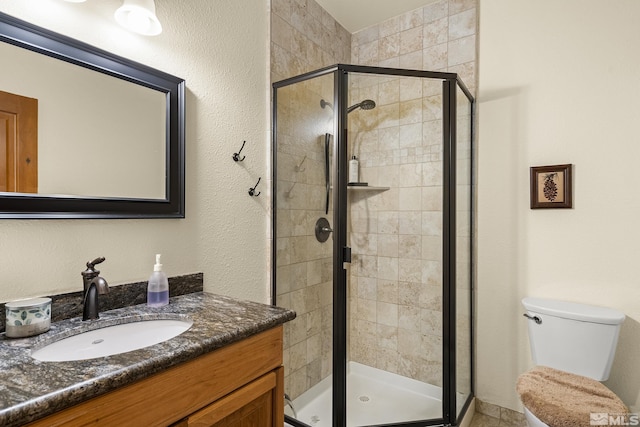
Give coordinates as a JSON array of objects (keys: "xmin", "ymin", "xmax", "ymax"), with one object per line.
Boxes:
[{"xmin": 147, "ymin": 254, "xmax": 169, "ymax": 307}]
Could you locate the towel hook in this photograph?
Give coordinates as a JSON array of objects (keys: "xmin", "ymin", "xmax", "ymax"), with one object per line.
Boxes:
[
  {"xmin": 233, "ymin": 141, "xmax": 246, "ymax": 162},
  {"xmin": 248, "ymin": 177, "xmax": 261, "ymax": 197},
  {"xmin": 295, "ymin": 155, "xmax": 307, "ymax": 172},
  {"xmin": 285, "ymin": 182, "xmax": 296, "ymax": 199}
]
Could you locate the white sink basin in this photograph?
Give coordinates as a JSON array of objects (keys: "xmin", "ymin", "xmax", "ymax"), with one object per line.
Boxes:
[{"xmin": 31, "ymin": 319, "xmax": 193, "ymax": 362}]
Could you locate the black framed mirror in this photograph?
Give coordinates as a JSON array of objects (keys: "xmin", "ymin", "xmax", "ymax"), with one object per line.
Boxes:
[{"xmin": 0, "ymin": 12, "xmax": 185, "ymax": 219}]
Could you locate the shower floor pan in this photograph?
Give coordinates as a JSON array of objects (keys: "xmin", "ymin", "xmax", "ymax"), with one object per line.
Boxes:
[{"xmin": 287, "ymin": 362, "xmax": 442, "ymax": 427}]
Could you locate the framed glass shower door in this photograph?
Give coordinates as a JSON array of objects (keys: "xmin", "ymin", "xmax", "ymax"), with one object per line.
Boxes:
[
  {"xmin": 273, "ymin": 65, "xmax": 475, "ymax": 427},
  {"xmin": 454, "ymin": 81, "xmax": 474, "ymax": 420},
  {"xmin": 272, "ymin": 69, "xmax": 337, "ymax": 427},
  {"xmin": 345, "ymin": 70, "xmax": 446, "ymax": 426}
]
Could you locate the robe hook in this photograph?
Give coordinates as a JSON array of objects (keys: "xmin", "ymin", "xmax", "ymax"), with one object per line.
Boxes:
[
  {"xmin": 285, "ymin": 182, "xmax": 296, "ymax": 199},
  {"xmin": 249, "ymin": 177, "xmax": 261, "ymax": 197},
  {"xmin": 295, "ymin": 155, "xmax": 307, "ymax": 172},
  {"xmin": 233, "ymin": 140, "xmax": 246, "ymax": 162}
]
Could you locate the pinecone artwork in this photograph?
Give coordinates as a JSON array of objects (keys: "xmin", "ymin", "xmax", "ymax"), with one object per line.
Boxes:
[{"xmin": 543, "ymin": 173, "xmax": 558, "ymax": 202}]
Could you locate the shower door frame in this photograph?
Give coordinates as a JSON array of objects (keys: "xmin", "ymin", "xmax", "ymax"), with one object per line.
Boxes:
[{"xmin": 272, "ymin": 64, "xmax": 475, "ymax": 427}]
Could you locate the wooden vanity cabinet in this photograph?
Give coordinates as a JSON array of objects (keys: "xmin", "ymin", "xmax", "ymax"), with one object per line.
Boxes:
[{"xmin": 27, "ymin": 326, "xmax": 285, "ymax": 427}]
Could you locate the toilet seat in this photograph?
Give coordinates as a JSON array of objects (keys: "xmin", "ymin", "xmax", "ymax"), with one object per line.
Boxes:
[{"xmin": 517, "ymin": 366, "xmax": 627, "ymax": 427}]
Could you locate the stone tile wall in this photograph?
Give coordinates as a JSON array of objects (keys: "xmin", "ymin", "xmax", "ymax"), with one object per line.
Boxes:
[
  {"xmin": 351, "ymin": 0, "xmax": 477, "ymax": 93},
  {"xmin": 271, "ymin": 0, "xmax": 350, "ymax": 82},
  {"xmin": 347, "ymin": 0, "xmax": 477, "ymax": 387},
  {"xmin": 271, "ymin": 0, "xmax": 351, "ymax": 400}
]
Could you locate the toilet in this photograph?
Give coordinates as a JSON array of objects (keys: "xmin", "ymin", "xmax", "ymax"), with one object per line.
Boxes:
[{"xmin": 517, "ymin": 297, "xmax": 627, "ymax": 427}]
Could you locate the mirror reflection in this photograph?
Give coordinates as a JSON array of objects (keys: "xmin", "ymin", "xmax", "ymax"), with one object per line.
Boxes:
[
  {"xmin": 0, "ymin": 11, "xmax": 185, "ymax": 219},
  {"xmin": 0, "ymin": 41, "xmax": 166, "ymax": 199}
]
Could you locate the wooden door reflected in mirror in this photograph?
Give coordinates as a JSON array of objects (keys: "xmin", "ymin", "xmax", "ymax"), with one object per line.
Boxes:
[{"xmin": 0, "ymin": 90, "xmax": 37, "ymax": 193}]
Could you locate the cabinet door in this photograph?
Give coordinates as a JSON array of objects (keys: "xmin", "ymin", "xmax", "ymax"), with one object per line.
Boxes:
[
  {"xmin": 210, "ymin": 391, "xmax": 271, "ymax": 427},
  {"xmin": 181, "ymin": 370, "xmax": 280, "ymax": 427}
]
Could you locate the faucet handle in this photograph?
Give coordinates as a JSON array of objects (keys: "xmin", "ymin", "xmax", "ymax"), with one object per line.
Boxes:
[
  {"xmin": 86, "ymin": 257, "xmax": 106, "ymax": 269},
  {"xmin": 82, "ymin": 257, "xmax": 106, "ymax": 282}
]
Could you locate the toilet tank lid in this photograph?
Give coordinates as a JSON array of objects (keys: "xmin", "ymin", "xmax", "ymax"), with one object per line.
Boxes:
[{"xmin": 522, "ymin": 298, "xmax": 625, "ymax": 325}]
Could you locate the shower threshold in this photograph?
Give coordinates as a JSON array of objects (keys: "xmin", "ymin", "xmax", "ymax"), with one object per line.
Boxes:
[{"xmin": 287, "ymin": 362, "xmax": 442, "ymax": 426}]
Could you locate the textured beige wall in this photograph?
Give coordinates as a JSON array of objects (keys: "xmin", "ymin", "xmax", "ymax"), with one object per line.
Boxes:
[
  {"xmin": 477, "ymin": 0, "xmax": 640, "ymax": 413},
  {"xmin": 0, "ymin": 0, "xmax": 270, "ymax": 303}
]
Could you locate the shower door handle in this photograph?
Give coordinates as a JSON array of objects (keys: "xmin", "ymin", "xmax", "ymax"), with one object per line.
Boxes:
[{"xmin": 343, "ymin": 246, "xmax": 351, "ymax": 263}]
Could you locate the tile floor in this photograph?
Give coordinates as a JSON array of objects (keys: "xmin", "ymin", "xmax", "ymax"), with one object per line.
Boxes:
[
  {"xmin": 469, "ymin": 412, "xmax": 527, "ymax": 427},
  {"xmin": 470, "ymin": 399, "xmax": 527, "ymax": 427}
]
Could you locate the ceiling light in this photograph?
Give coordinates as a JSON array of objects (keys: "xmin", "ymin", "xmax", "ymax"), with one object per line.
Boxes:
[
  {"xmin": 63, "ymin": 0, "xmax": 87, "ymax": 2},
  {"xmin": 114, "ymin": 0, "xmax": 162, "ymax": 36}
]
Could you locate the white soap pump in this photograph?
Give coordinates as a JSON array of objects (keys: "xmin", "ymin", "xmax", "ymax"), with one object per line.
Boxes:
[{"xmin": 147, "ymin": 254, "xmax": 169, "ymax": 307}]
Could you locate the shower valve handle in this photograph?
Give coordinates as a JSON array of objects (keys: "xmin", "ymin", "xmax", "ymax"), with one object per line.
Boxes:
[{"xmin": 315, "ymin": 217, "xmax": 332, "ymax": 243}]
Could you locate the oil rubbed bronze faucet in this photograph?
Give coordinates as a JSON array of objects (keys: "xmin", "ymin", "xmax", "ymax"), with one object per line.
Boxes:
[{"xmin": 81, "ymin": 257, "xmax": 109, "ymax": 321}]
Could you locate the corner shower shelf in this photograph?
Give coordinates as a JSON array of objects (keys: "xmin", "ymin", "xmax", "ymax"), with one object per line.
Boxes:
[
  {"xmin": 347, "ymin": 184, "xmax": 390, "ymax": 192},
  {"xmin": 330, "ymin": 185, "xmax": 390, "ymax": 192}
]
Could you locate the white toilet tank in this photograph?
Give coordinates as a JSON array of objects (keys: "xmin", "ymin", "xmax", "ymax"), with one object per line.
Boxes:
[{"xmin": 522, "ymin": 297, "xmax": 625, "ymax": 381}]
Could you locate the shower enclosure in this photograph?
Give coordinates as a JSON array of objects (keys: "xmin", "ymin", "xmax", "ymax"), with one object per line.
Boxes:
[{"xmin": 272, "ymin": 64, "xmax": 474, "ymax": 427}]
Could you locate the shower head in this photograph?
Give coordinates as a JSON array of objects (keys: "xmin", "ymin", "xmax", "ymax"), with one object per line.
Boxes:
[
  {"xmin": 347, "ymin": 99, "xmax": 376, "ymax": 114},
  {"xmin": 320, "ymin": 99, "xmax": 333, "ymax": 110}
]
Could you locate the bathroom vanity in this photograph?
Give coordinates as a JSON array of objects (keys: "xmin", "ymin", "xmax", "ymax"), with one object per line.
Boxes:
[{"xmin": 0, "ymin": 293, "xmax": 295, "ymax": 426}]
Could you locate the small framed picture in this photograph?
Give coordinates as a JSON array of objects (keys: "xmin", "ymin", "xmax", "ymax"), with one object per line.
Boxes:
[{"xmin": 530, "ymin": 164, "xmax": 572, "ymax": 209}]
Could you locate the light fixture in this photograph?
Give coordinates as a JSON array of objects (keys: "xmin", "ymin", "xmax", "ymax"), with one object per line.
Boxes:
[
  {"xmin": 114, "ymin": 0, "xmax": 162, "ymax": 36},
  {"xmin": 63, "ymin": 0, "xmax": 87, "ymax": 2}
]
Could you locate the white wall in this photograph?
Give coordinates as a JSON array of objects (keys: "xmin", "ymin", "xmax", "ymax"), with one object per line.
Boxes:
[
  {"xmin": 0, "ymin": 0, "xmax": 271, "ymax": 303},
  {"xmin": 477, "ymin": 0, "xmax": 640, "ymax": 413}
]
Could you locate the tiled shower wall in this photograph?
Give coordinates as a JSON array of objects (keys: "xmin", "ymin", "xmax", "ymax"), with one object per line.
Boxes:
[
  {"xmin": 270, "ymin": 0, "xmax": 351, "ymax": 399},
  {"xmin": 351, "ymin": 0, "xmax": 477, "ymax": 95},
  {"xmin": 271, "ymin": 0, "xmax": 351, "ymax": 82},
  {"xmin": 347, "ymin": 0, "xmax": 477, "ymax": 387}
]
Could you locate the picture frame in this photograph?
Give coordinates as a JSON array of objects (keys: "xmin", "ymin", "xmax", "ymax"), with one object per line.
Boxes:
[{"xmin": 530, "ymin": 164, "xmax": 572, "ymax": 209}]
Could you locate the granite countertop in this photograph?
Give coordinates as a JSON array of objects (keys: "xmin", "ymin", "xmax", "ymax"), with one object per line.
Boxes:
[{"xmin": 0, "ymin": 292, "xmax": 295, "ymax": 427}]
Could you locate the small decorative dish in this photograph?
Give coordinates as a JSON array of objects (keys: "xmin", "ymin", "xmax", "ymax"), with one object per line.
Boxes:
[{"xmin": 5, "ymin": 297, "xmax": 52, "ymax": 338}]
